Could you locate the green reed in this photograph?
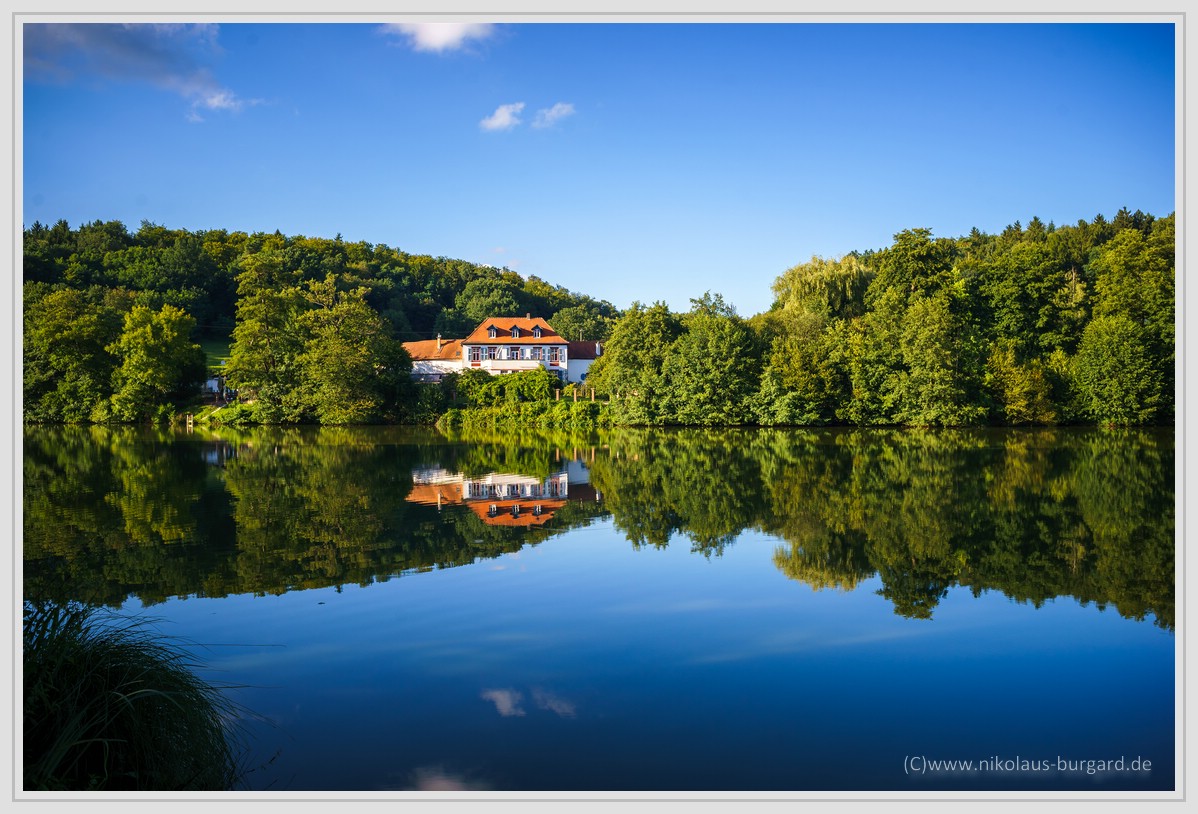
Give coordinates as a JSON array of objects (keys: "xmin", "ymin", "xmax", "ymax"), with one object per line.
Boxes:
[{"xmin": 23, "ymin": 600, "xmax": 247, "ymax": 791}]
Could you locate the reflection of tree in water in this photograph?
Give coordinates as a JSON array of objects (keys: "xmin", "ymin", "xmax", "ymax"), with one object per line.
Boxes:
[
  {"xmin": 208, "ymin": 426, "xmax": 608, "ymax": 597},
  {"xmin": 23, "ymin": 425, "xmax": 609, "ymax": 606},
  {"xmin": 589, "ymin": 426, "xmax": 1174, "ymax": 629},
  {"xmin": 796, "ymin": 429, "xmax": 1171, "ymax": 628},
  {"xmin": 770, "ymin": 526, "xmax": 873, "ymax": 593},
  {"xmin": 595, "ymin": 428, "xmax": 762, "ymax": 556},
  {"xmin": 24, "ymin": 426, "xmax": 238, "ymax": 606},
  {"xmin": 221, "ymin": 428, "xmax": 401, "ymax": 593},
  {"xmin": 23, "ymin": 425, "xmax": 1173, "ymax": 629}
]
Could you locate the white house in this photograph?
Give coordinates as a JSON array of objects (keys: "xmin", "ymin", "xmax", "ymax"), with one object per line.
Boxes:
[
  {"xmin": 566, "ymin": 341, "xmax": 603, "ymax": 384},
  {"xmin": 403, "ymin": 316, "xmax": 601, "ymax": 384},
  {"xmin": 404, "ymin": 337, "xmax": 465, "ymax": 383}
]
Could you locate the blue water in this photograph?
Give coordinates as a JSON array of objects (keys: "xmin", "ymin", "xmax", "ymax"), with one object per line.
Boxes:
[
  {"xmin": 144, "ymin": 521, "xmax": 1174, "ymax": 793},
  {"xmin": 24, "ymin": 424, "xmax": 1174, "ymax": 793}
]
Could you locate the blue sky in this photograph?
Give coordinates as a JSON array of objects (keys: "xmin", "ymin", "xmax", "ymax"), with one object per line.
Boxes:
[{"xmin": 21, "ymin": 20, "xmax": 1176, "ymax": 318}]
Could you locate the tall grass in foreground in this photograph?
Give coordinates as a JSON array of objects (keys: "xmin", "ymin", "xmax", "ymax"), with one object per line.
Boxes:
[{"xmin": 23, "ymin": 601, "xmax": 247, "ymax": 791}]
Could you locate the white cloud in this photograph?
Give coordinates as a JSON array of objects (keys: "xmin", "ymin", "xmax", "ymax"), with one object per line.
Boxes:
[
  {"xmin": 381, "ymin": 23, "xmax": 494, "ymax": 53},
  {"xmin": 532, "ymin": 102, "xmax": 576, "ymax": 129},
  {"xmin": 197, "ymin": 89, "xmax": 242, "ymax": 111},
  {"xmin": 480, "ymin": 102, "xmax": 525, "ymax": 132},
  {"xmin": 24, "ymin": 23, "xmax": 257, "ymax": 123}
]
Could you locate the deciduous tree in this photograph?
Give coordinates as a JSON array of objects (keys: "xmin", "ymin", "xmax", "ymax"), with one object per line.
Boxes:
[{"xmin": 107, "ymin": 304, "xmax": 206, "ymax": 423}]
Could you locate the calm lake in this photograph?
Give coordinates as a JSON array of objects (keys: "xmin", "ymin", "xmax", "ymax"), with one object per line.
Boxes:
[{"xmin": 22, "ymin": 424, "xmax": 1176, "ymax": 793}]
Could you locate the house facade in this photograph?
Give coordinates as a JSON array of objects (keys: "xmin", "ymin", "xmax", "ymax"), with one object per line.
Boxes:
[{"xmin": 403, "ymin": 316, "xmax": 601, "ymax": 384}]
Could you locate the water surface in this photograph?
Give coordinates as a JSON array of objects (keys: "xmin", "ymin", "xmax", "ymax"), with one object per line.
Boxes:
[{"xmin": 23, "ymin": 425, "xmax": 1176, "ymax": 792}]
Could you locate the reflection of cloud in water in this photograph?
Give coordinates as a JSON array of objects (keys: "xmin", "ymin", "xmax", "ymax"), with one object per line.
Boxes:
[
  {"xmin": 405, "ymin": 766, "xmax": 492, "ymax": 791},
  {"xmin": 482, "ymin": 686, "xmax": 578, "ymax": 718},
  {"xmin": 481, "ymin": 688, "xmax": 525, "ymax": 716},
  {"xmin": 532, "ymin": 687, "xmax": 577, "ymax": 718}
]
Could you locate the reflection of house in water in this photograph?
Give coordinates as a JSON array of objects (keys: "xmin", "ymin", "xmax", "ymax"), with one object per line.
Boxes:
[{"xmin": 408, "ymin": 457, "xmax": 602, "ymax": 527}]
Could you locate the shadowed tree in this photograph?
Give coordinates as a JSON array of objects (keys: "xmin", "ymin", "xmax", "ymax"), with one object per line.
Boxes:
[
  {"xmin": 23, "ymin": 287, "xmax": 128, "ymax": 423},
  {"xmin": 289, "ymin": 276, "xmax": 414, "ymax": 424},
  {"xmin": 106, "ymin": 305, "xmax": 206, "ymax": 423}
]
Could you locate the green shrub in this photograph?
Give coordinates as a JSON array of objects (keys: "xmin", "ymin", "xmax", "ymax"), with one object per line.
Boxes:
[{"xmin": 206, "ymin": 402, "xmax": 258, "ymax": 426}]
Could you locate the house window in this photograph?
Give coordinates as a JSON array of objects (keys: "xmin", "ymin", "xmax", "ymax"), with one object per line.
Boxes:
[
  {"xmin": 487, "ymin": 346, "xmax": 498, "ymax": 360},
  {"xmin": 511, "ymin": 326, "xmax": 520, "ymax": 338},
  {"xmin": 488, "ymin": 326, "xmax": 497, "ymax": 338},
  {"xmin": 531, "ymin": 346, "xmax": 542, "ymax": 361},
  {"xmin": 533, "ymin": 326, "xmax": 542, "ymax": 338},
  {"xmin": 509, "ymin": 346, "xmax": 521, "ymax": 360},
  {"xmin": 548, "ymin": 347, "xmax": 560, "ymax": 364},
  {"xmin": 470, "ymin": 347, "xmax": 482, "ymax": 362}
]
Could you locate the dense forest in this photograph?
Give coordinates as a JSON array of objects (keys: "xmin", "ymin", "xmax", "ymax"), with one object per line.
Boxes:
[
  {"xmin": 23, "ymin": 220, "xmax": 619, "ymax": 424},
  {"xmin": 22, "ymin": 208, "xmax": 1174, "ymax": 426}
]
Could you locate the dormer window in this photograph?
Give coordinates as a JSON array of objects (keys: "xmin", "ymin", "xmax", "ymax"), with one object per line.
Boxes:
[
  {"xmin": 488, "ymin": 325, "xmax": 498, "ymax": 339},
  {"xmin": 533, "ymin": 326, "xmax": 542, "ymax": 339},
  {"xmin": 511, "ymin": 326, "xmax": 520, "ymax": 338}
]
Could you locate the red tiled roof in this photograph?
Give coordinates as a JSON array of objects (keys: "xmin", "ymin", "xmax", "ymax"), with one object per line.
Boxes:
[
  {"xmin": 465, "ymin": 498, "xmax": 567, "ymax": 526},
  {"xmin": 406, "ymin": 485, "xmax": 567, "ymax": 527},
  {"xmin": 402, "ymin": 338, "xmax": 463, "ymax": 361},
  {"xmin": 567, "ymin": 340, "xmax": 602, "ymax": 360},
  {"xmin": 463, "ymin": 317, "xmax": 566, "ymax": 345}
]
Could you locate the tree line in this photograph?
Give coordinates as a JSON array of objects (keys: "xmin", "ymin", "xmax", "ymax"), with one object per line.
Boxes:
[
  {"xmin": 23, "ymin": 219, "xmax": 618, "ymax": 424},
  {"xmin": 589, "ymin": 210, "xmax": 1174, "ymax": 427},
  {"xmin": 23, "ymin": 208, "xmax": 1173, "ymax": 426}
]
